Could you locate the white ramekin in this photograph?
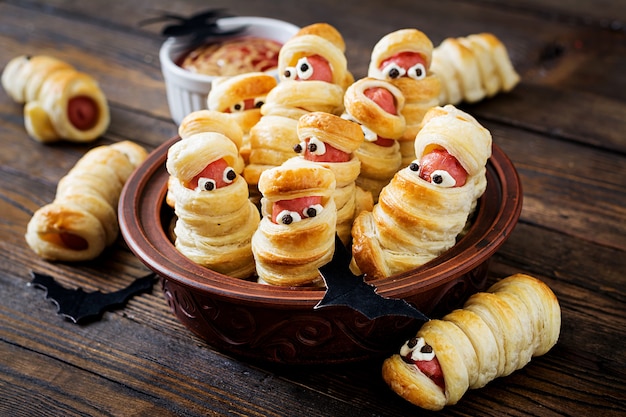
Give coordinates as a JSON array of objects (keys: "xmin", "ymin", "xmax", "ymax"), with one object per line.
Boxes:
[{"xmin": 159, "ymin": 16, "xmax": 300, "ymax": 125}]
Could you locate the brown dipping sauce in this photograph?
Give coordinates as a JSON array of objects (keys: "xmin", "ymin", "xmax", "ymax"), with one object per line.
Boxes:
[{"xmin": 177, "ymin": 37, "xmax": 282, "ymax": 76}]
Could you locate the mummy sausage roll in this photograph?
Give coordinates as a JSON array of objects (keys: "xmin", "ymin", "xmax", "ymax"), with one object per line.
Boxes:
[
  {"xmin": 25, "ymin": 141, "xmax": 147, "ymax": 261},
  {"xmin": 368, "ymin": 29, "xmax": 442, "ymax": 165},
  {"xmin": 382, "ymin": 273, "xmax": 561, "ymax": 411},
  {"xmin": 252, "ymin": 159, "xmax": 336, "ymax": 286},
  {"xmin": 207, "ymin": 72, "xmax": 277, "ymax": 164},
  {"xmin": 343, "ymin": 77, "xmax": 405, "ymax": 203},
  {"xmin": 244, "ymin": 23, "xmax": 354, "ymax": 189},
  {"xmin": 2, "ymin": 55, "xmax": 110, "ymax": 143},
  {"xmin": 431, "ymin": 33, "xmax": 520, "ymax": 106},
  {"xmin": 293, "ymin": 111, "xmax": 371, "ymax": 245},
  {"xmin": 351, "ymin": 105, "xmax": 491, "ymax": 279},
  {"xmin": 166, "ymin": 132, "xmax": 260, "ymax": 279}
]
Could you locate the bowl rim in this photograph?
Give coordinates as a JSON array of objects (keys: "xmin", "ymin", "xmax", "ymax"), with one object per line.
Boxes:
[
  {"xmin": 159, "ymin": 16, "xmax": 301, "ymax": 83},
  {"xmin": 119, "ymin": 136, "xmax": 522, "ymax": 308}
]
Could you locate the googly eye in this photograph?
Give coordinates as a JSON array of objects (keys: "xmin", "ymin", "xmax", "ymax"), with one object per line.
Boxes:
[
  {"xmin": 277, "ymin": 210, "xmax": 302, "ymax": 225},
  {"xmin": 229, "ymin": 101, "xmax": 245, "ymax": 112},
  {"xmin": 407, "ymin": 63, "xmax": 427, "ymax": 80},
  {"xmin": 303, "ymin": 204, "xmax": 323, "ymax": 218},
  {"xmin": 197, "ymin": 177, "xmax": 216, "ymax": 192},
  {"xmin": 409, "ymin": 161, "xmax": 420, "ymax": 172},
  {"xmin": 307, "ymin": 137, "xmax": 326, "ymax": 156},
  {"xmin": 293, "ymin": 141, "xmax": 306, "ymax": 154},
  {"xmin": 361, "ymin": 125, "xmax": 378, "ymax": 142},
  {"xmin": 430, "ymin": 170, "xmax": 456, "ymax": 187},
  {"xmin": 296, "ymin": 57, "xmax": 314, "ymax": 80},
  {"xmin": 222, "ymin": 167, "xmax": 236, "ymax": 184},
  {"xmin": 283, "ymin": 66, "xmax": 297, "ymax": 80},
  {"xmin": 381, "ymin": 62, "xmax": 406, "ymax": 80},
  {"xmin": 254, "ymin": 97, "xmax": 265, "ymax": 109}
]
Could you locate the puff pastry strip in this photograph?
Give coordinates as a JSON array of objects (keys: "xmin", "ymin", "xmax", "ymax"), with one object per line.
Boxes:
[
  {"xmin": 382, "ymin": 274, "xmax": 561, "ymax": 411},
  {"xmin": 25, "ymin": 141, "xmax": 147, "ymax": 261}
]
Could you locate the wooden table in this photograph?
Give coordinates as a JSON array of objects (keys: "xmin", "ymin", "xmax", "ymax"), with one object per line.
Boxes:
[{"xmin": 1, "ymin": 1, "xmax": 625, "ymax": 416}]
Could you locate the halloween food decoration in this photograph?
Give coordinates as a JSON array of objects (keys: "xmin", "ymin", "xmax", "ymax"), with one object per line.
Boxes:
[
  {"xmin": 25, "ymin": 141, "xmax": 147, "ymax": 261},
  {"xmin": 351, "ymin": 105, "xmax": 492, "ymax": 279},
  {"xmin": 166, "ymin": 132, "xmax": 260, "ymax": 279},
  {"xmin": 2, "ymin": 55, "xmax": 110, "ymax": 143},
  {"xmin": 382, "ymin": 274, "xmax": 561, "ymax": 411}
]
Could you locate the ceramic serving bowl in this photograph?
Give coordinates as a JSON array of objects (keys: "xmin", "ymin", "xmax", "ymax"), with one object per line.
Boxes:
[
  {"xmin": 159, "ymin": 16, "xmax": 300, "ymax": 124},
  {"xmin": 119, "ymin": 137, "xmax": 523, "ymax": 365}
]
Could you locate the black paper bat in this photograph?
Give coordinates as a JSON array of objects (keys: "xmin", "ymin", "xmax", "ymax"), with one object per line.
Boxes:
[
  {"xmin": 30, "ymin": 271, "xmax": 156, "ymax": 324},
  {"xmin": 315, "ymin": 235, "xmax": 430, "ymax": 321}
]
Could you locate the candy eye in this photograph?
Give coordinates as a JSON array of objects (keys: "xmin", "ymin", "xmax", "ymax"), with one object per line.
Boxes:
[
  {"xmin": 407, "ymin": 63, "xmax": 427, "ymax": 80},
  {"xmin": 229, "ymin": 101, "xmax": 245, "ymax": 112},
  {"xmin": 307, "ymin": 137, "xmax": 326, "ymax": 155},
  {"xmin": 430, "ymin": 170, "xmax": 456, "ymax": 187},
  {"xmin": 361, "ymin": 125, "xmax": 378, "ymax": 142},
  {"xmin": 197, "ymin": 177, "xmax": 216, "ymax": 191},
  {"xmin": 381, "ymin": 62, "xmax": 406, "ymax": 80},
  {"xmin": 254, "ymin": 97, "xmax": 265, "ymax": 108},
  {"xmin": 283, "ymin": 66, "xmax": 297, "ymax": 80},
  {"xmin": 222, "ymin": 167, "xmax": 236, "ymax": 184},
  {"xmin": 409, "ymin": 161, "xmax": 420, "ymax": 172},
  {"xmin": 294, "ymin": 141, "xmax": 306, "ymax": 154},
  {"xmin": 277, "ymin": 210, "xmax": 302, "ymax": 225},
  {"xmin": 296, "ymin": 57, "xmax": 314, "ymax": 80},
  {"xmin": 303, "ymin": 204, "xmax": 323, "ymax": 218}
]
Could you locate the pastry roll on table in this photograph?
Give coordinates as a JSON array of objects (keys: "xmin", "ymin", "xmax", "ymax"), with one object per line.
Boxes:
[
  {"xmin": 25, "ymin": 141, "xmax": 147, "ymax": 261},
  {"xmin": 252, "ymin": 159, "xmax": 336, "ymax": 287},
  {"xmin": 2, "ymin": 55, "xmax": 110, "ymax": 143},
  {"xmin": 368, "ymin": 29, "xmax": 442, "ymax": 166},
  {"xmin": 166, "ymin": 132, "xmax": 260, "ymax": 279},
  {"xmin": 351, "ymin": 105, "xmax": 492, "ymax": 279},
  {"xmin": 382, "ymin": 274, "xmax": 561, "ymax": 411}
]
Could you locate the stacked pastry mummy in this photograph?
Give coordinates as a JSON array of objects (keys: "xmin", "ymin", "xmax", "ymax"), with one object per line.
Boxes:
[
  {"xmin": 252, "ymin": 159, "xmax": 337, "ymax": 286},
  {"xmin": 206, "ymin": 72, "xmax": 277, "ymax": 164},
  {"xmin": 382, "ymin": 273, "xmax": 561, "ymax": 411},
  {"xmin": 292, "ymin": 111, "xmax": 372, "ymax": 245},
  {"xmin": 351, "ymin": 104, "xmax": 492, "ymax": 279},
  {"xmin": 243, "ymin": 23, "xmax": 354, "ymax": 192},
  {"xmin": 343, "ymin": 77, "xmax": 406, "ymax": 203},
  {"xmin": 2, "ymin": 55, "xmax": 110, "ymax": 143},
  {"xmin": 431, "ymin": 33, "xmax": 520, "ymax": 106},
  {"xmin": 25, "ymin": 141, "xmax": 147, "ymax": 261},
  {"xmin": 166, "ymin": 130, "xmax": 260, "ymax": 279},
  {"xmin": 368, "ymin": 29, "xmax": 442, "ymax": 166}
]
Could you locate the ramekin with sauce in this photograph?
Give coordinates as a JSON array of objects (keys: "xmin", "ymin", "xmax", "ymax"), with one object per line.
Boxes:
[{"xmin": 159, "ymin": 16, "xmax": 300, "ymax": 124}]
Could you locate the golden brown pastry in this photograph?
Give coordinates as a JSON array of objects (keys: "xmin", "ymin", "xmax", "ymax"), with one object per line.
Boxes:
[
  {"xmin": 252, "ymin": 159, "xmax": 336, "ymax": 286},
  {"xmin": 25, "ymin": 140, "xmax": 147, "ymax": 261},
  {"xmin": 2, "ymin": 55, "xmax": 110, "ymax": 143},
  {"xmin": 244, "ymin": 23, "xmax": 353, "ymax": 190},
  {"xmin": 292, "ymin": 111, "xmax": 371, "ymax": 245},
  {"xmin": 431, "ymin": 33, "xmax": 520, "ymax": 106},
  {"xmin": 207, "ymin": 72, "xmax": 278, "ymax": 163},
  {"xmin": 351, "ymin": 105, "xmax": 491, "ymax": 279},
  {"xmin": 166, "ymin": 132, "xmax": 260, "ymax": 279},
  {"xmin": 382, "ymin": 274, "xmax": 561, "ymax": 411},
  {"xmin": 368, "ymin": 29, "xmax": 442, "ymax": 165},
  {"xmin": 343, "ymin": 77, "xmax": 405, "ymax": 202}
]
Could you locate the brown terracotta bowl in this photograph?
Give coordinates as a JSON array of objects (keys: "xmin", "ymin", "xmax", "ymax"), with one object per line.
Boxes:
[{"xmin": 119, "ymin": 136, "xmax": 522, "ymax": 365}]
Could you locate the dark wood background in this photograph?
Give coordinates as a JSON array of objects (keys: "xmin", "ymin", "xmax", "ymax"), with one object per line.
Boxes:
[{"xmin": 1, "ymin": 0, "xmax": 625, "ymax": 416}]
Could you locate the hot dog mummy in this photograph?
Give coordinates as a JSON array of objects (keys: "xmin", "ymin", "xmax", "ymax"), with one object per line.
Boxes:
[
  {"xmin": 368, "ymin": 29, "xmax": 442, "ymax": 166},
  {"xmin": 243, "ymin": 23, "xmax": 354, "ymax": 191},
  {"xmin": 2, "ymin": 55, "xmax": 110, "ymax": 143},
  {"xmin": 351, "ymin": 105, "xmax": 491, "ymax": 279},
  {"xmin": 207, "ymin": 72, "xmax": 278, "ymax": 164},
  {"xmin": 25, "ymin": 141, "xmax": 147, "ymax": 261},
  {"xmin": 382, "ymin": 273, "xmax": 561, "ymax": 411},
  {"xmin": 293, "ymin": 111, "xmax": 372, "ymax": 245},
  {"xmin": 252, "ymin": 159, "xmax": 336, "ymax": 286},
  {"xmin": 342, "ymin": 77, "xmax": 406, "ymax": 203},
  {"xmin": 431, "ymin": 33, "xmax": 520, "ymax": 106},
  {"xmin": 166, "ymin": 132, "xmax": 260, "ymax": 279}
]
